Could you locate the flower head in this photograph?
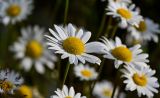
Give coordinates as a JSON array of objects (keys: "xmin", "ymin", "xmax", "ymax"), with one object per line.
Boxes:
[
  {"xmin": 106, "ymin": 2, "xmax": 143, "ymax": 28},
  {"xmin": 93, "ymin": 80, "xmax": 113, "ymax": 98},
  {"xmin": 99, "ymin": 37, "xmax": 149, "ymax": 68},
  {"xmin": 10, "ymin": 26, "xmax": 57, "ymax": 74},
  {"xmin": 51, "ymin": 85, "xmax": 86, "ymax": 98},
  {"xmin": 45, "ymin": 23, "xmax": 102, "ymax": 65},
  {"xmin": 0, "ymin": 0, "xmax": 33, "ymax": 25},
  {"xmin": 121, "ymin": 65, "xmax": 159, "ymax": 98},
  {"xmin": 0, "ymin": 69, "xmax": 23, "ymax": 94},
  {"xmin": 74, "ymin": 64, "xmax": 98, "ymax": 81},
  {"xmin": 128, "ymin": 18, "xmax": 160, "ymax": 43},
  {"xmin": 93, "ymin": 80, "xmax": 126, "ymax": 98}
]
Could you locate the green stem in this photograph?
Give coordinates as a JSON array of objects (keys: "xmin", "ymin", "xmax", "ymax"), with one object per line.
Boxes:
[
  {"xmin": 96, "ymin": 13, "xmax": 106, "ymax": 39},
  {"xmin": 90, "ymin": 59, "xmax": 105, "ymax": 95},
  {"xmin": 83, "ymin": 81, "xmax": 90, "ymax": 98},
  {"xmin": 111, "ymin": 67, "xmax": 121, "ymax": 98},
  {"xmin": 51, "ymin": 0, "xmax": 62, "ymax": 24},
  {"xmin": 104, "ymin": 16, "xmax": 112, "ymax": 37},
  {"xmin": 63, "ymin": 0, "xmax": 69, "ymax": 26},
  {"xmin": 61, "ymin": 62, "xmax": 71, "ymax": 89},
  {"xmin": 111, "ymin": 83, "xmax": 117, "ymax": 98},
  {"xmin": 110, "ymin": 24, "xmax": 118, "ymax": 39},
  {"xmin": 58, "ymin": 56, "xmax": 61, "ymax": 83}
]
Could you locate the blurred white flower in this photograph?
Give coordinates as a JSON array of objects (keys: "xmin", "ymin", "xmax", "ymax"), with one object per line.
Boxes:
[
  {"xmin": 51, "ymin": 85, "xmax": 86, "ymax": 98},
  {"xmin": 93, "ymin": 80, "xmax": 113, "ymax": 98},
  {"xmin": 99, "ymin": 37, "xmax": 149, "ymax": 69},
  {"xmin": 93, "ymin": 80, "xmax": 126, "ymax": 98},
  {"xmin": 125, "ymin": 33, "xmax": 148, "ymax": 46},
  {"xmin": 74, "ymin": 63, "xmax": 98, "ymax": 81},
  {"xmin": 128, "ymin": 18, "xmax": 160, "ymax": 43},
  {"xmin": 0, "ymin": 69, "xmax": 23, "ymax": 94},
  {"xmin": 0, "ymin": 0, "xmax": 33, "ymax": 25},
  {"xmin": 121, "ymin": 65, "xmax": 159, "ymax": 98},
  {"xmin": 10, "ymin": 26, "xmax": 57, "ymax": 74},
  {"xmin": 106, "ymin": 2, "xmax": 143, "ymax": 27},
  {"xmin": 45, "ymin": 23, "xmax": 102, "ymax": 65}
]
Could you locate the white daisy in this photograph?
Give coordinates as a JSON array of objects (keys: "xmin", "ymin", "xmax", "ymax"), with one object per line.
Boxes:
[
  {"xmin": 45, "ymin": 23, "xmax": 101, "ymax": 65},
  {"xmin": 121, "ymin": 65, "xmax": 159, "ymax": 98},
  {"xmin": 93, "ymin": 80, "xmax": 113, "ymax": 98},
  {"xmin": 51, "ymin": 85, "xmax": 86, "ymax": 98},
  {"xmin": 0, "ymin": 69, "xmax": 23, "ymax": 94},
  {"xmin": 10, "ymin": 26, "xmax": 57, "ymax": 74},
  {"xmin": 0, "ymin": 0, "xmax": 33, "ymax": 25},
  {"xmin": 93, "ymin": 80, "xmax": 126, "ymax": 98},
  {"xmin": 99, "ymin": 36, "xmax": 149, "ymax": 69},
  {"xmin": 106, "ymin": 2, "xmax": 143, "ymax": 27},
  {"xmin": 74, "ymin": 63, "xmax": 98, "ymax": 81},
  {"xmin": 128, "ymin": 18, "xmax": 160, "ymax": 43},
  {"xmin": 126, "ymin": 33, "xmax": 143, "ymax": 46}
]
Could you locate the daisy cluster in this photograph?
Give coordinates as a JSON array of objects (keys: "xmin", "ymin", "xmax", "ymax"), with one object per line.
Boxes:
[
  {"xmin": 106, "ymin": 0, "xmax": 160, "ymax": 44},
  {"xmin": 0, "ymin": 0, "xmax": 159, "ymax": 98},
  {"xmin": 45, "ymin": 23, "xmax": 159, "ymax": 98}
]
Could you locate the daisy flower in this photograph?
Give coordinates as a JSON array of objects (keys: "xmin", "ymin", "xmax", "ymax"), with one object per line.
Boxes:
[
  {"xmin": 126, "ymin": 33, "xmax": 143, "ymax": 46},
  {"xmin": 0, "ymin": 69, "xmax": 23, "ymax": 94},
  {"xmin": 93, "ymin": 80, "xmax": 126, "ymax": 98},
  {"xmin": 121, "ymin": 65, "xmax": 159, "ymax": 98},
  {"xmin": 10, "ymin": 26, "xmax": 57, "ymax": 74},
  {"xmin": 45, "ymin": 23, "xmax": 101, "ymax": 65},
  {"xmin": 0, "ymin": 0, "xmax": 33, "ymax": 25},
  {"xmin": 93, "ymin": 80, "xmax": 113, "ymax": 98},
  {"xmin": 106, "ymin": 2, "xmax": 143, "ymax": 27},
  {"xmin": 100, "ymin": 37, "xmax": 149, "ymax": 69},
  {"xmin": 128, "ymin": 18, "xmax": 160, "ymax": 43},
  {"xmin": 51, "ymin": 85, "xmax": 86, "ymax": 98},
  {"xmin": 16, "ymin": 85, "xmax": 32, "ymax": 98},
  {"xmin": 74, "ymin": 63, "xmax": 98, "ymax": 81}
]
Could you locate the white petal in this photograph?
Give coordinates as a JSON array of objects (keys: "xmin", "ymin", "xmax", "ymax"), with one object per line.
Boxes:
[
  {"xmin": 49, "ymin": 28, "xmax": 61, "ymax": 40},
  {"xmin": 69, "ymin": 87, "xmax": 75, "ymax": 97},
  {"xmin": 82, "ymin": 54, "xmax": 101, "ymax": 65},
  {"xmin": 21, "ymin": 58, "xmax": 32, "ymax": 71},
  {"xmin": 76, "ymin": 29, "xmax": 83, "ymax": 38},
  {"xmin": 68, "ymin": 23, "xmax": 76, "ymax": 36},
  {"xmin": 69, "ymin": 55, "xmax": 75, "ymax": 64},
  {"xmin": 63, "ymin": 85, "xmax": 69, "ymax": 96},
  {"xmin": 54, "ymin": 25, "xmax": 67, "ymax": 39},
  {"xmin": 85, "ymin": 42, "xmax": 104, "ymax": 53},
  {"xmin": 115, "ymin": 37, "xmax": 122, "ymax": 46},
  {"xmin": 81, "ymin": 32, "xmax": 91, "ymax": 43},
  {"xmin": 35, "ymin": 62, "xmax": 45, "ymax": 74}
]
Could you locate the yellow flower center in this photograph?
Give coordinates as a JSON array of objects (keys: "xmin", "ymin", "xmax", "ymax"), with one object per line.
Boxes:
[
  {"xmin": 102, "ymin": 89, "xmax": 112, "ymax": 97},
  {"xmin": 6, "ymin": 4, "xmax": 21, "ymax": 17},
  {"xmin": 111, "ymin": 46, "xmax": 132, "ymax": 62},
  {"xmin": 117, "ymin": 8, "xmax": 132, "ymax": 19},
  {"xmin": 26, "ymin": 40, "xmax": 43, "ymax": 59},
  {"xmin": 17, "ymin": 85, "xmax": 32, "ymax": 98},
  {"xmin": 0, "ymin": 80, "xmax": 14, "ymax": 92},
  {"xmin": 81, "ymin": 69, "xmax": 92, "ymax": 78},
  {"xmin": 132, "ymin": 73, "xmax": 147, "ymax": 86},
  {"xmin": 65, "ymin": 96, "xmax": 72, "ymax": 98},
  {"xmin": 136, "ymin": 21, "xmax": 147, "ymax": 32},
  {"xmin": 62, "ymin": 37, "xmax": 85, "ymax": 55}
]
